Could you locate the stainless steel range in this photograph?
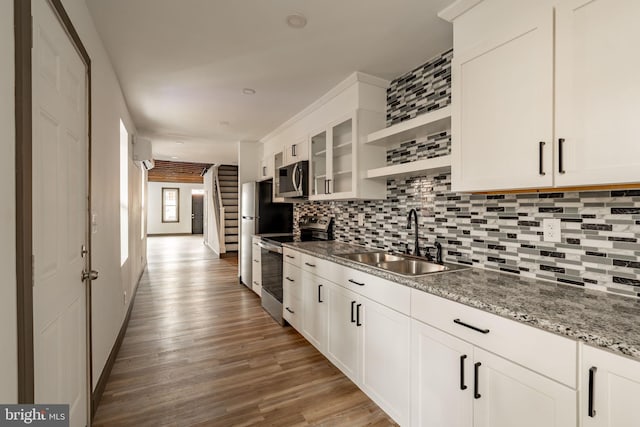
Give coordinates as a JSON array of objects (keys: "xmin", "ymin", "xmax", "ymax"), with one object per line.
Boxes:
[{"xmin": 258, "ymin": 216, "xmax": 334, "ymax": 325}]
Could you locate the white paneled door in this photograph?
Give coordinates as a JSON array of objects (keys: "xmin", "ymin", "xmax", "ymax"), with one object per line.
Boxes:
[{"xmin": 32, "ymin": 1, "xmax": 89, "ymax": 426}]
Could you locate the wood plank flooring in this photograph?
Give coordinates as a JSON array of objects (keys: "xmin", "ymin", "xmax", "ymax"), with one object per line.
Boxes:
[{"xmin": 92, "ymin": 236, "xmax": 396, "ymax": 426}]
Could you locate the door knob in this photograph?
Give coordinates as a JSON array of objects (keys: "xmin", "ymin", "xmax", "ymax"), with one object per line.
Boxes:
[{"xmin": 82, "ymin": 270, "xmax": 99, "ymax": 282}]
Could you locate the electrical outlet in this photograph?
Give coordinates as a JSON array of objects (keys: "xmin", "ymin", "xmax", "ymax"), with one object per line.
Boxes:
[
  {"xmin": 357, "ymin": 213, "xmax": 365, "ymax": 227},
  {"xmin": 543, "ymin": 218, "xmax": 561, "ymax": 243}
]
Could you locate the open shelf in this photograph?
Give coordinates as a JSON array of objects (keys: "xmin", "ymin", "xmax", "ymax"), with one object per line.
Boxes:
[
  {"xmin": 366, "ymin": 106, "xmax": 452, "ymax": 147},
  {"xmin": 333, "ymin": 169, "xmax": 352, "ymax": 177},
  {"xmin": 366, "ymin": 155, "xmax": 452, "ymax": 180}
]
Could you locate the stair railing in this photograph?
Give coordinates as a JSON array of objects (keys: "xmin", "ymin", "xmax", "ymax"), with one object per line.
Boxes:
[{"xmin": 213, "ymin": 166, "xmax": 226, "ymax": 253}]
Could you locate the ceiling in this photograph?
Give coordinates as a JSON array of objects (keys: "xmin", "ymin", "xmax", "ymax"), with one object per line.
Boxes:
[{"xmin": 87, "ymin": 0, "xmax": 454, "ymax": 163}]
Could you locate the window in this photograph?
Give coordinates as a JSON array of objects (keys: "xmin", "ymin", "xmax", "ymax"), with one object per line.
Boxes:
[
  {"xmin": 162, "ymin": 188, "xmax": 180, "ymax": 223},
  {"xmin": 120, "ymin": 120, "xmax": 129, "ymax": 266}
]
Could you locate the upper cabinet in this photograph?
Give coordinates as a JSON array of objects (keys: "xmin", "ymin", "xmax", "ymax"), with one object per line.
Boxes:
[
  {"xmin": 260, "ymin": 72, "xmax": 388, "ymax": 200},
  {"xmin": 444, "ymin": 0, "xmax": 640, "ymax": 192},
  {"xmin": 310, "ymin": 110, "xmax": 386, "ymax": 200},
  {"xmin": 283, "ymin": 139, "xmax": 309, "ymax": 166}
]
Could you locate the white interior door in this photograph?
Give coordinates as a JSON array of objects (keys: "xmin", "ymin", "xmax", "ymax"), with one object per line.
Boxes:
[{"xmin": 32, "ymin": 1, "xmax": 88, "ymax": 426}]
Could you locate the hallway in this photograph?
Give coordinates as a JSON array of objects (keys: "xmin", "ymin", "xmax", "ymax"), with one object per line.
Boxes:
[{"xmin": 92, "ymin": 236, "xmax": 395, "ymax": 426}]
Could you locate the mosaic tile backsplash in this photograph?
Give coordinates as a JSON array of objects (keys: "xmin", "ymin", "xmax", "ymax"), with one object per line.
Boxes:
[
  {"xmin": 294, "ymin": 49, "xmax": 640, "ymax": 298},
  {"xmin": 386, "ymin": 49, "xmax": 452, "ymax": 126}
]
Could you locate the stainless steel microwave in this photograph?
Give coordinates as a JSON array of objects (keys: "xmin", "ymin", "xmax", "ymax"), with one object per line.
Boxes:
[{"xmin": 277, "ymin": 161, "xmax": 308, "ymax": 198}]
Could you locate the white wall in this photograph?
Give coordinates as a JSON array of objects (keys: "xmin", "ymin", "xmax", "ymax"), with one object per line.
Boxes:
[
  {"xmin": 0, "ymin": 0, "xmax": 17, "ymax": 403},
  {"xmin": 60, "ymin": 0, "xmax": 146, "ymax": 389},
  {"xmin": 203, "ymin": 168, "xmax": 221, "ymax": 255},
  {"xmin": 147, "ymin": 181, "xmax": 203, "ymax": 235}
]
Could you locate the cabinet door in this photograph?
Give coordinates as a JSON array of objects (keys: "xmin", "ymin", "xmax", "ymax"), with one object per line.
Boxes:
[
  {"xmin": 582, "ymin": 345, "xmax": 640, "ymax": 427},
  {"xmin": 452, "ymin": 6, "xmax": 554, "ymax": 192},
  {"xmin": 251, "ymin": 241, "xmax": 261, "ymax": 296},
  {"xmin": 410, "ymin": 319, "xmax": 473, "ymax": 427},
  {"xmin": 326, "ymin": 283, "xmax": 360, "ymax": 382},
  {"xmin": 328, "ymin": 115, "xmax": 354, "ymax": 197},
  {"xmin": 310, "ymin": 129, "xmax": 329, "ymax": 196},
  {"xmin": 301, "ymin": 271, "xmax": 327, "ymax": 352},
  {"xmin": 473, "ymin": 348, "xmax": 577, "ymax": 427},
  {"xmin": 555, "ymin": 0, "xmax": 640, "ymax": 187},
  {"xmin": 360, "ymin": 297, "xmax": 411, "ymax": 426}
]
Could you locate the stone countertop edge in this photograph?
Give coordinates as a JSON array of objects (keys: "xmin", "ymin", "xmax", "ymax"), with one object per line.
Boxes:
[{"xmin": 282, "ymin": 241, "xmax": 640, "ymax": 361}]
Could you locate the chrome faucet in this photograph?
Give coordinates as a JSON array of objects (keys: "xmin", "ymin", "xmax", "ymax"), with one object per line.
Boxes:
[{"xmin": 406, "ymin": 208, "xmax": 420, "ymax": 257}]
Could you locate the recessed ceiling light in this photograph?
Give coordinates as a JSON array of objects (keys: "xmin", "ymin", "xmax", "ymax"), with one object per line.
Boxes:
[
  {"xmin": 286, "ymin": 13, "xmax": 307, "ymax": 29},
  {"xmin": 242, "ymin": 88, "xmax": 256, "ymax": 95},
  {"xmin": 175, "ymin": 141, "xmax": 184, "ymax": 145},
  {"xmin": 171, "ymin": 156, "xmax": 178, "ymax": 159}
]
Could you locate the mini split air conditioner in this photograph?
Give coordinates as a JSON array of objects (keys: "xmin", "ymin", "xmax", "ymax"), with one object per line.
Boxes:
[{"xmin": 133, "ymin": 136, "xmax": 154, "ymax": 170}]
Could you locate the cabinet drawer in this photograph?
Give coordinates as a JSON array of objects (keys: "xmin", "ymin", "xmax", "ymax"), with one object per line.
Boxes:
[
  {"xmin": 283, "ymin": 263, "xmax": 302, "ymax": 299},
  {"xmin": 283, "ymin": 247, "xmax": 302, "ymax": 267},
  {"xmin": 411, "ymin": 289, "xmax": 577, "ymax": 388},
  {"xmin": 300, "ymin": 253, "xmax": 332, "ymax": 275},
  {"xmin": 301, "ymin": 253, "xmax": 410, "ymax": 315},
  {"xmin": 283, "ymin": 294, "xmax": 302, "ymax": 331},
  {"xmin": 340, "ymin": 268, "xmax": 410, "ymax": 316}
]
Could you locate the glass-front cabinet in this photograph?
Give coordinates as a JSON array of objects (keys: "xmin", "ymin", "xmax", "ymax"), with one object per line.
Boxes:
[{"xmin": 309, "ymin": 110, "xmax": 386, "ymax": 200}]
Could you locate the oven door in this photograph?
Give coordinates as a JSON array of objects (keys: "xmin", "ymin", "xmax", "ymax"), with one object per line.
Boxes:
[{"xmin": 257, "ymin": 239, "xmax": 284, "ymax": 325}]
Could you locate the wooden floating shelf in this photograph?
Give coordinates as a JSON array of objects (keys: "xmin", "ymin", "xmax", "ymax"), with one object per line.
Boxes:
[
  {"xmin": 366, "ymin": 106, "xmax": 452, "ymax": 147},
  {"xmin": 366, "ymin": 155, "xmax": 452, "ymax": 180}
]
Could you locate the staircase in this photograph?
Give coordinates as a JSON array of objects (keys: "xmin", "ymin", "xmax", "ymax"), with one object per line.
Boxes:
[{"xmin": 217, "ymin": 165, "xmax": 239, "ymax": 252}]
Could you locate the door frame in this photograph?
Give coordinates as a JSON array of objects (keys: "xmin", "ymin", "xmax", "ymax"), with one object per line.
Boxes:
[{"xmin": 14, "ymin": 0, "xmax": 94, "ymax": 419}]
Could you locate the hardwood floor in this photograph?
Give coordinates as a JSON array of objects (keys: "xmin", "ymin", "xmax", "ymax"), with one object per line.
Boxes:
[{"xmin": 92, "ymin": 235, "xmax": 396, "ymax": 426}]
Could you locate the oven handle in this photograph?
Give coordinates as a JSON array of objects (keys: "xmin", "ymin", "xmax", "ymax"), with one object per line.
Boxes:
[{"xmin": 256, "ymin": 240, "xmax": 283, "ymax": 254}]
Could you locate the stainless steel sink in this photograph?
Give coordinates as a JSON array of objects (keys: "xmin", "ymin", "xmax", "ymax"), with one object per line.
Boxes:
[
  {"xmin": 376, "ymin": 259, "xmax": 450, "ymax": 275},
  {"xmin": 334, "ymin": 251, "xmax": 468, "ymax": 276},
  {"xmin": 336, "ymin": 252, "xmax": 406, "ymax": 264}
]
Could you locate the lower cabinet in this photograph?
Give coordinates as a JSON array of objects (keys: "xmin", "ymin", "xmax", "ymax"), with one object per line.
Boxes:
[
  {"xmin": 581, "ymin": 345, "xmax": 640, "ymax": 427},
  {"xmin": 301, "ymin": 270, "xmax": 328, "ymax": 352},
  {"xmin": 411, "ymin": 319, "xmax": 576, "ymax": 427},
  {"xmin": 326, "ymin": 282, "xmax": 360, "ymax": 383},
  {"xmin": 360, "ymin": 294, "xmax": 411, "ymax": 426},
  {"xmin": 251, "ymin": 237, "xmax": 261, "ymax": 296}
]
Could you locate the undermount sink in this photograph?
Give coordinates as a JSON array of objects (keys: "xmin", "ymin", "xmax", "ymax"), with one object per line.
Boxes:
[
  {"xmin": 336, "ymin": 252, "xmax": 406, "ymax": 264},
  {"xmin": 334, "ymin": 251, "xmax": 468, "ymax": 276}
]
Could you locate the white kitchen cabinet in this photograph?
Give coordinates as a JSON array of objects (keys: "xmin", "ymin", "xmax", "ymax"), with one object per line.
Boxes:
[
  {"xmin": 448, "ymin": 0, "xmax": 640, "ymax": 192},
  {"xmin": 360, "ymin": 294, "xmax": 411, "ymax": 426},
  {"xmin": 301, "ymin": 270, "xmax": 328, "ymax": 352},
  {"xmin": 473, "ymin": 347, "xmax": 576, "ymax": 427},
  {"xmin": 309, "ymin": 109, "xmax": 386, "ymax": 200},
  {"xmin": 283, "ymin": 138, "xmax": 309, "ymax": 166},
  {"xmin": 581, "ymin": 345, "xmax": 640, "ymax": 427},
  {"xmin": 283, "ymin": 252, "xmax": 303, "ymax": 330},
  {"xmin": 411, "ymin": 318, "xmax": 576, "ymax": 427},
  {"xmin": 411, "ymin": 319, "xmax": 473, "ymax": 427},
  {"xmin": 326, "ymin": 282, "xmax": 361, "ymax": 383},
  {"xmin": 251, "ymin": 237, "xmax": 261, "ymax": 296},
  {"xmin": 451, "ymin": 0, "xmax": 554, "ymax": 192},
  {"xmin": 259, "ymin": 155, "xmax": 274, "ymax": 181},
  {"xmin": 554, "ymin": 0, "xmax": 640, "ymax": 187}
]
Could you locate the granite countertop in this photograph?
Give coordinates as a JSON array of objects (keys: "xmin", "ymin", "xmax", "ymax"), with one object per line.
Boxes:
[{"xmin": 283, "ymin": 241, "xmax": 640, "ymax": 361}]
